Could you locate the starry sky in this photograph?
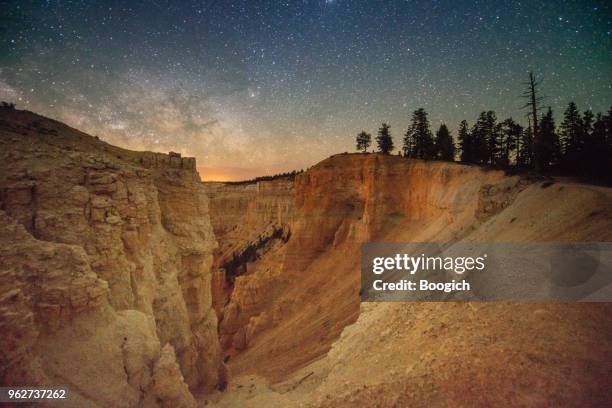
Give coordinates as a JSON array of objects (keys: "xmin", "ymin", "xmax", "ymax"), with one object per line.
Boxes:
[{"xmin": 1, "ymin": 1, "xmax": 611, "ymax": 180}]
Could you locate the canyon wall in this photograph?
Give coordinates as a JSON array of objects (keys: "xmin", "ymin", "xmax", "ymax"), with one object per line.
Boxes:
[
  {"xmin": 209, "ymin": 154, "xmax": 612, "ymax": 407},
  {"xmin": 202, "ymin": 178, "xmax": 294, "ymax": 351},
  {"xmin": 0, "ymin": 108, "xmax": 224, "ymax": 407},
  {"xmin": 205, "ymin": 153, "xmax": 530, "ymax": 381},
  {"xmin": 305, "ymin": 179, "xmax": 612, "ymax": 408}
]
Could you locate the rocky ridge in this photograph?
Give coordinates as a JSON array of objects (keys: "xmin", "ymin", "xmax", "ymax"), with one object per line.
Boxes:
[{"xmin": 0, "ymin": 108, "xmax": 224, "ymax": 407}]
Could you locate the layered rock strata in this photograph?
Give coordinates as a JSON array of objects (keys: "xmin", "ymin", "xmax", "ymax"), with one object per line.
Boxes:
[
  {"xmin": 202, "ymin": 178, "xmax": 294, "ymax": 351},
  {"xmin": 206, "ymin": 153, "xmax": 531, "ymax": 381},
  {"xmin": 0, "ymin": 108, "xmax": 224, "ymax": 407}
]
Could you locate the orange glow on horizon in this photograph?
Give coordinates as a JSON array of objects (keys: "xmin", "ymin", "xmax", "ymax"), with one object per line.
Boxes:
[{"xmin": 198, "ymin": 166, "xmax": 288, "ymax": 182}]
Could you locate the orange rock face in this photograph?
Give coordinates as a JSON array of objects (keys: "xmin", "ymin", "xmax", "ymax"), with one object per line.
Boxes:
[
  {"xmin": 206, "ymin": 153, "xmax": 612, "ymax": 408},
  {"xmin": 202, "ymin": 178, "xmax": 294, "ymax": 352},
  {"xmin": 3, "ymin": 108, "xmax": 612, "ymax": 407},
  {"xmin": 205, "ymin": 153, "xmax": 529, "ymax": 381},
  {"xmin": 0, "ymin": 108, "xmax": 224, "ymax": 407}
]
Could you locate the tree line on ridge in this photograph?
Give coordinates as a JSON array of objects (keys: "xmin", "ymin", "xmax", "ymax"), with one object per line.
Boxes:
[{"xmin": 355, "ymin": 73, "xmax": 611, "ymax": 184}]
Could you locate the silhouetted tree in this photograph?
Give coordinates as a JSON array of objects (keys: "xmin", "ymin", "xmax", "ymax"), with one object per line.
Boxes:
[
  {"xmin": 402, "ymin": 128, "xmax": 415, "ymax": 157},
  {"xmin": 537, "ymin": 107, "xmax": 561, "ymax": 169},
  {"xmin": 521, "ymin": 72, "xmax": 545, "ymax": 172},
  {"xmin": 517, "ymin": 121, "xmax": 534, "ymax": 168},
  {"xmin": 471, "ymin": 112, "xmax": 487, "ymax": 164},
  {"xmin": 404, "ymin": 108, "xmax": 434, "ymax": 159},
  {"xmin": 471, "ymin": 111, "xmax": 497, "ymax": 164},
  {"xmin": 559, "ymin": 102, "xmax": 584, "ymax": 172},
  {"xmin": 376, "ymin": 123, "xmax": 394, "ymax": 154},
  {"xmin": 225, "ymin": 169, "xmax": 304, "ymax": 186},
  {"xmin": 458, "ymin": 120, "xmax": 474, "ymax": 163},
  {"xmin": 583, "ymin": 110, "xmax": 594, "ymax": 136},
  {"xmin": 434, "ymin": 124, "xmax": 455, "ymax": 161},
  {"xmin": 489, "ymin": 122, "xmax": 503, "ymax": 165},
  {"xmin": 499, "ymin": 118, "xmax": 522, "ymax": 166},
  {"xmin": 355, "ymin": 131, "xmax": 372, "ymax": 153},
  {"xmin": 578, "ymin": 109, "xmax": 597, "ymax": 177},
  {"xmin": 586, "ymin": 109, "xmax": 612, "ymax": 182}
]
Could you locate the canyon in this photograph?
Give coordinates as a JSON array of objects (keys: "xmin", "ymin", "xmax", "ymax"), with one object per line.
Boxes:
[
  {"xmin": 1, "ymin": 107, "xmax": 611, "ymax": 407},
  {"xmin": 204, "ymin": 153, "xmax": 612, "ymax": 408}
]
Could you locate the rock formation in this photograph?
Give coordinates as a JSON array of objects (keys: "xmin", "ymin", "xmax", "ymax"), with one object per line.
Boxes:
[
  {"xmin": 202, "ymin": 178, "xmax": 294, "ymax": 351},
  {"xmin": 2, "ymin": 107, "xmax": 611, "ymax": 407},
  {"xmin": 205, "ymin": 154, "xmax": 531, "ymax": 380},
  {"xmin": 204, "ymin": 153, "xmax": 612, "ymax": 407},
  {"xmin": 0, "ymin": 108, "xmax": 224, "ymax": 407}
]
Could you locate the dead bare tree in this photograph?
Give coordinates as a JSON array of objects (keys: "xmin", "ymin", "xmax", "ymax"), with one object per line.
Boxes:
[{"xmin": 521, "ymin": 72, "xmax": 545, "ymax": 172}]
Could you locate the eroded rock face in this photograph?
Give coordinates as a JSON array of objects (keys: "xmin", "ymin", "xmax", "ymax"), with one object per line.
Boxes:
[
  {"xmin": 0, "ymin": 108, "xmax": 224, "ymax": 406},
  {"xmin": 209, "ymin": 155, "xmax": 612, "ymax": 408},
  {"xmin": 202, "ymin": 178, "xmax": 294, "ymax": 351},
  {"xmin": 204, "ymin": 178, "xmax": 294, "ymax": 270},
  {"xmin": 205, "ymin": 153, "xmax": 525, "ymax": 381}
]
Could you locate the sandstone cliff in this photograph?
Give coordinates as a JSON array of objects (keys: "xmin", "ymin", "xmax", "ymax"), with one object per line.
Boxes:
[
  {"xmin": 202, "ymin": 178, "xmax": 294, "ymax": 351},
  {"xmin": 302, "ymin": 179, "xmax": 612, "ymax": 408},
  {"xmin": 3, "ymin": 108, "xmax": 611, "ymax": 407},
  {"xmin": 206, "ymin": 153, "xmax": 612, "ymax": 407},
  {"xmin": 205, "ymin": 154, "xmax": 530, "ymax": 380},
  {"xmin": 0, "ymin": 108, "xmax": 224, "ymax": 407}
]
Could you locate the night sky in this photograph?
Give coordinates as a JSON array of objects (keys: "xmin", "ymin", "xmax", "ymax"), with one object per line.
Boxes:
[{"xmin": 1, "ymin": 1, "xmax": 611, "ymax": 180}]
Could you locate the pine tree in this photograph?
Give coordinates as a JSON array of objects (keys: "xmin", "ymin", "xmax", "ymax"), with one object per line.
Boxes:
[
  {"xmin": 559, "ymin": 102, "xmax": 584, "ymax": 171},
  {"xmin": 404, "ymin": 108, "xmax": 435, "ymax": 159},
  {"xmin": 402, "ymin": 128, "xmax": 415, "ymax": 157},
  {"xmin": 355, "ymin": 131, "xmax": 372, "ymax": 153},
  {"xmin": 471, "ymin": 111, "xmax": 497, "ymax": 164},
  {"xmin": 518, "ymin": 121, "xmax": 534, "ymax": 168},
  {"xmin": 434, "ymin": 124, "xmax": 455, "ymax": 161},
  {"xmin": 583, "ymin": 110, "xmax": 594, "ymax": 135},
  {"xmin": 537, "ymin": 107, "xmax": 561, "ymax": 169},
  {"xmin": 584, "ymin": 109, "xmax": 612, "ymax": 182},
  {"xmin": 470, "ymin": 112, "xmax": 487, "ymax": 164},
  {"xmin": 489, "ymin": 121, "xmax": 503, "ymax": 165},
  {"xmin": 458, "ymin": 120, "xmax": 474, "ymax": 163},
  {"xmin": 376, "ymin": 123, "xmax": 394, "ymax": 154},
  {"xmin": 500, "ymin": 118, "xmax": 522, "ymax": 166},
  {"xmin": 579, "ymin": 110, "xmax": 596, "ymax": 176}
]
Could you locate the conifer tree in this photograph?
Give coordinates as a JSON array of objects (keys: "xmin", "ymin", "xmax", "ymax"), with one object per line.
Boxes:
[
  {"xmin": 404, "ymin": 108, "xmax": 435, "ymax": 159},
  {"xmin": 376, "ymin": 123, "xmax": 394, "ymax": 154},
  {"xmin": 583, "ymin": 110, "xmax": 594, "ymax": 135},
  {"xmin": 537, "ymin": 107, "xmax": 561, "ymax": 169},
  {"xmin": 489, "ymin": 122, "xmax": 503, "ymax": 165},
  {"xmin": 500, "ymin": 118, "xmax": 522, "ymax": 166},
  {"xmin": 355, "ymin": 131, "xmax": 372, "ymax": 153},
  {"xmin": 402, "ymin": 128, "xmax": 415, "ymax": 157},
  {"xmin": 434, "ymin": 124, "xmax": 455, "ymax": 161},
  {"xmin": 471, "ymin": 111, "xmax": 497, "ymax": 164},
  {"xmin": 458, "ymin": 120, "xmax": 474, "ymax": 163},
  {"xmin": 518, "ymin": 121, "xmax": 534, "ymax": 168},
  {"xmin": 559, "ymin": 102, "xmax": 584, "ymax": 171},
  {"xmin": 578, "ymin": 110, "xmax": 596, "ymax": 176},
  {"xmin": 587, "ymin": 109, "xmax": 612, "ymax": 182}
]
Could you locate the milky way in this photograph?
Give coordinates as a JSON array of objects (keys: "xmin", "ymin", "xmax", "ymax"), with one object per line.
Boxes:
[{"xmin": 1, "ymin": 1, "xmax": 610, "ymax": 180}]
